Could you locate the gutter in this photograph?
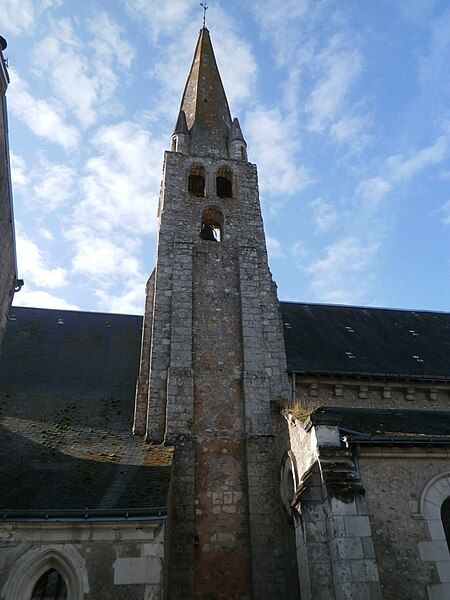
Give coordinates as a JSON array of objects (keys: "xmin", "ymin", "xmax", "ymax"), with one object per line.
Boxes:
[
  {"xmin": 342, "ymin": 435, "xmax": 450, "ymax": 446},
  {"xmin": 288, "ymin": 369, "xmax": 450, "ymax": 383},
  {"xmin": 0, "ymin": 507, "xmax": 167, "ymax": 523}
]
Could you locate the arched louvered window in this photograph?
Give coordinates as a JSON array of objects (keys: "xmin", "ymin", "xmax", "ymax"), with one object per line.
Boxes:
[
  {"xmin": 188, "ymin": 165, "xmax": 205, "ymax": 196},
  {"xmin": 216, "ymin": 166, "xmax": 232, "ymax": 198},
  {"xmin": 200, "ymin": 206, "xmax": 224, "ymax": 242},
  {"xmin": 31, "ymin": 569, "xmax": 67, "ymax": 599}
]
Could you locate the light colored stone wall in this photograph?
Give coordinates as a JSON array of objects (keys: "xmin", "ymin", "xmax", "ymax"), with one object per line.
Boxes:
[
  {"xmin": 294, "ymin": 376, "xmax": 450, "ymax": 412},
  {"xmin": 359, "ymin": 450, "xmax": 450, "ymax": 599},
  {"xmin": 0, "ymin": 520, "xmax": 166, "ymax": 600},
  {"xmin": 284, "ymin": 415, "xmax": 382, "ymax": 599}
]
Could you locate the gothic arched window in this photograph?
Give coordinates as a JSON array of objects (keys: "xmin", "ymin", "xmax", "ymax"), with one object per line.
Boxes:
[
  {"xmin": 216, "ymin": 166, "xmax": 232, "ymax": 199},
  {"xmin": 441, "ymin": 497, "xmax": 450, "ymax": 552},
  {"xmin": 200, "ymin": 207, "xmax": 223, "ymax": 242},
  {"xmin": 188, "ymin": 165, "xmax": 205, "ymax": 196},
  {"xmin": 31, "ymin": 569, "xmax": 67, "ymax": 599}
]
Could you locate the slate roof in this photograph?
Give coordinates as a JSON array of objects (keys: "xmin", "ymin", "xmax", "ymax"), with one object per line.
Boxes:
[
  {"xmin": 281, "ymin": 302, "xmax": 450, "ymax": 381},
  {"xmin": 0, "ymin": 306, "xmax": 172, "ymax": 516},
  {"xmin": 309, "ymin": 406, "xmax": 450, "ymax": 443}
]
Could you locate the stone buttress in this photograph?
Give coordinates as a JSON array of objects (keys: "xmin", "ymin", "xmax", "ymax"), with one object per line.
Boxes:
[{"xmin": 134, "ymin": 27, "xmax": 297, "ymax": 599}]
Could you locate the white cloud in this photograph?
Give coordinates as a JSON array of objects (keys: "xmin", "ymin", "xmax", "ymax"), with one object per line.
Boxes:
[
  {"xmin": 69, "ymin": 230, "xmax": 142, "ymax": 280},
  {"xmin": 440, "ymin": 199, "xmax": 450, "ymax": 225},
  {"xmin": 330, "ymin": 114, "xmax": 368, "ymax": 146},
  {"xmin": 10, "ymin": 152, "xmax": 29, "ymax": 187},
  {"xmin": 73, "ymin": 120, "xmax": 163, "ymax": 236},
  {"xmin": 245, "ymin": 106, "xmax": 312, "ymax": 196},
  {"xmin": 8, "ymin": 70, "xmax": 80, "ymax": 149},
  {"xmin": 95, "ymin": 280, "xmax": 146, "ymax": 315},
  {"xmin": 86, "ymin": 11, "xmax": 135, "ymax": 71},
  {"xmin": 13, "ymin": 290, "xmax": 79, "ymax": 311},
  {"xmin": 357, "ymin": 177, "xmax": 393, "ymax": 208},
  {"xmin": 307, "ymin": 236, "xmax": 380, "ymax": 303},
  {"xmin": 266, "ymin": 235, "xmax": 283, "ymax": 259},
  {"xmin": 33, "ymin": 162, "xmax": 76, "ymax": 210},
  {"xmin": 419, "ymin": 8, "xmax": 450, "ymax": 85},
  {"xmin": 0, "ymin": 0, "xmax": 61, "ymax": 35},
  {"xmin": 122, "ymin": 0, "xmax": 193, "ymax": 41},
  {"xmin": 291, "ymin": 241, "xmax": 308, "ymax": 259},
  {"xmin": 15, "ymin": 229, "xmax": 68, "ymax": 289},
  {"xmin": 252, "ymin": 0, "xmax": 310, "ymax": 66},
  {"xmin": 357, "ymin": 135, "xmax": 448, "ymax": 210},
  {"xmin": 310, "ymin": 198, "xmax": 337, "ymax": 232},
  {"xmin": 38, "ymin": 228, "xmax": 54, "ymax": 241},
  {"xmin": 387, "ymin": 135, "xmax": 447, "ymax": 181},
  {"xmin": 305, "ymin": 34, "xmax": 363, "ymax": 134},
  {"xmin": 34, "ymin": 14, "xmax": 135, "ymax": 128},
  {"xmin": 62, "ymin": 120, "xmax": 162, "ymax": 304}
]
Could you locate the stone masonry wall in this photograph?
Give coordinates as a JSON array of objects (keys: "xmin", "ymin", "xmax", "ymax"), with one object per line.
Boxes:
[
  {"xmin": 0, "ymin": 95, "xmax": 16, "ymax": 349},
  {"xmin": 285, "ymin": 415, "xmax": 382, "ymax": 599},
  {"xmin": 359, "ymin": 451, "xmax": 450, "ymax": 599},
  {"xmin": 0, "ymin": 520, "xmax": 166, "ymax": 599},
  {"xmin": 294, "ymin": 376, "xmax": 450, "ymax": 412},
  {"xmin": 136, "ymin": 150, "xmax": 297, "ymax": 598}
]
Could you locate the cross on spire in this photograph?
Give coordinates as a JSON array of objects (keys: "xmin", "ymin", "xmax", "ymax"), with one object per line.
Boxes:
[{"xmin": 200, "ymin": 3, "xmax": 208, "ymax": 28}]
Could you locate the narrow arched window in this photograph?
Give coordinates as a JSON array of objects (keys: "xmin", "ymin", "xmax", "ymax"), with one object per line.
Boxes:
[
  {"xmin": 216, "ymin": 166, "xmax": 232, "ymax": 198},
  {"xmin": 188, "ymin": 165, "xmax": 205, "ymax": 196},
  {"xmin": 441, "ymin": 497, "xmax": 450, "ymax": 552},
  {"xmin": 31, "ymin": 569, "xmax": 67, "ymax": 599},
  {"xmin": 200, "ymin": 207, "xmax": 224, "ymax": 242}
]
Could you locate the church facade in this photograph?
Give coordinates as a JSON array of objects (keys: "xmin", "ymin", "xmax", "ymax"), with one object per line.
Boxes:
[{"xmin": 0, "ymin": 26, "xmax": 450, "ymax": 600}]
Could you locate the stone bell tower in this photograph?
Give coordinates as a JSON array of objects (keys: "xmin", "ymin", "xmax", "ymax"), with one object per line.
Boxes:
[{"xmin": 135, "ymin": 26, "xmax": 297, "ymax": 599}]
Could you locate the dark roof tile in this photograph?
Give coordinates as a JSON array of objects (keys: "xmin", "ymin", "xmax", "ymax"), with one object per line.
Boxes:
[{"xmin": 281, "ymin": 302, "xmax": 450, "ymax": 381}]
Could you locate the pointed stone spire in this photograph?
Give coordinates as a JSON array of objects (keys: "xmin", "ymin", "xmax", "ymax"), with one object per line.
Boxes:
[
  {"xmin": 171, "ymin": 109, "xmax": 190, "ymax": 153},
  {"xmin": 229, "ymin": 117, "xmax": 247, "ymax": 161},
  {"xmin": 179, "ymin": 28, "xmax": 232, "ymax": 157},
  {"xmin": 173, "ymin": 109, "xmax": 189, "ymax": 135},
  {"xmin": 230, "ymin": 117, "xmax": 244, "ymax": 141}
]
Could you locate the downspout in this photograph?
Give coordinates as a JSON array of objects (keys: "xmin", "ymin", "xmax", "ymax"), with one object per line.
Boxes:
[{"xmin": 291, "ymin": 371, "xmax": 296, "ymax": 404}]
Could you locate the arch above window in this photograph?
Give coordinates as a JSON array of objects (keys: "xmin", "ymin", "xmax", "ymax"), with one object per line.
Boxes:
[
  {"xmin": 280, "ymin": 450, "xmax": 299, "ymax": 525},
  {"xmin": 413, "ymin": 472, "xmax": 450, "ymax": 594},
  {"xmin": 200, "ymin": 206, "xmax": 224, "ymax": 242},
  {"xmin": 216, "ymin": 166, "xmax": 232, "ymax": 199},
  {"xmin": 3, "ymin": 545, "xmax": 88, "ymax": 600},
  {"xmin": 188, "ymin": 165, "xmax": 205, "ymax": 197}
]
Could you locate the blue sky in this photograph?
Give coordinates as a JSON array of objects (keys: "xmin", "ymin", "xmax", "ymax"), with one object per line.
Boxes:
[{"xmin": 1, "ymin": 0, "xmax": 449, "ymax": 314}]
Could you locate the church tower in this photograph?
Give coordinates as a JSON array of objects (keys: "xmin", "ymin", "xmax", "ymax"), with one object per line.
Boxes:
[{"xmin": 135, "ymin": 26, "xmax": 297, "ymax": 599}]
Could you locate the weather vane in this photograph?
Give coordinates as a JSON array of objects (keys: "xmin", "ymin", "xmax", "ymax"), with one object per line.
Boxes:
[{"xmin": 200, "ymin": 3, "xmax": 208, "ymax": 28}]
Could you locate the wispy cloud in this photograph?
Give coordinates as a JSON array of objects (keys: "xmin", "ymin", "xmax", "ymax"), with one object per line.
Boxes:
[
  {"xmin": 33, "ymin": 162, "xmax": 76, "ymax": 210},
  {"xmin": 305, "ymin": 34, "xmax": 363, "ymax": 134},
  {"xmin": 307, "ymin": 236, "xmax": 380, "ymax": 304},
  {"xmin": 310, "ymin": 198, "xmax": 337, "ymax": 232},
  {"xmin": 14, "ymin": 290, "xmax": 79, "ymax": 310},
  {"xmin": 8, "ymin": 70, "xmax": 80, "ymax": 149},
  {"xmin": 0, "ymin": 0, "xmax": 61, "ymax": 35},
  {"xmin": 10, "ymin": 152, "xmax": 29, "ymax": 187},
  {"xmin": 122, "ymin": 0, "xmax": 193, "ymax": 41},
  {"xmin": 245, "ymin": 106, "xmax": 311, "ymax": 197},
  {"xmin": 33, "ymin": 13, "xmax": 134, "ymax": 128},
  {"xmin": 15, "ymin": 228, "xmax": 68, "ymax": 289},
  {"xmin": 357, "ymin": 134, "xmax": 448, "ymax": 210},
  {"xmin": 439, "ymin": 199, "xmax": 450, "ymax": 225},
  {"xmin": 418, "ymin": 8, "xmax": 450, "ymax": 85},
  {"xmin": 266, "ymin": 235, "xmax": 283, "ymax": 259}
]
